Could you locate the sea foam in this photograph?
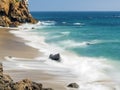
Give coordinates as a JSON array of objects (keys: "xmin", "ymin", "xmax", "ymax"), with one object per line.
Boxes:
[
  {"xmin": 9, "ymin": 22, "xmax": 120, "ymax": 90},
  {"xmin": 73, "ymin": 22, "xmax": 85, "ymax": 26},
  {"xmin": 58, "ymin": 39, "xmax": 106, "ymax": 48}
]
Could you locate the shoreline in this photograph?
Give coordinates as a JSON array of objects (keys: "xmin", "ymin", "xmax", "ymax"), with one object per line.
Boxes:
[
  {"xmin": 1, "ymin": 27, "xmax": 120, "ymax": 90},
  {"xmin": 0, "ymin": 28, "xmax": 70, "ymax": 90},
  {"xmin": 0, "ymin": 28, "xmax": 40, "ymax": 60}
]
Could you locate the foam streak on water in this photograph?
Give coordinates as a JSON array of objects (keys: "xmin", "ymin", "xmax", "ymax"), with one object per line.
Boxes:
[{"xmin": 7, "ymin": 23, "xmax": 120, "ymax": 90}]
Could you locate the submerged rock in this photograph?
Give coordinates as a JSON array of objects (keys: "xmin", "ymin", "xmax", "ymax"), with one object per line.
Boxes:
[
  {"xmin": 0, "ymin": 0, "xmax": 37, "ymax": 27},
  {"xmin": 0, "ymin": 63, "xmax": 54, "ymax": 90},
  {"xmin": 86, "ymin": 43, "xmax": 91, "ymax": 45},
  {"xmin": 67, "ymin": 83, "xmax": 79, "ymax": 88},
  {"xmin": 49, "ymin": 53, "xmax": 61, "ymax": 62}
]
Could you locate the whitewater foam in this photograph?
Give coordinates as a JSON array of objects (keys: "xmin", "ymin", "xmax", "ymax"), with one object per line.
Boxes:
[
  {"xmin": 73, "ymin": 22, "xmax": 85, "ymax": 26},
  {"xmin": 60, "ymin": 31, "xmax": 70, "ymax": 36},
  {"xmin": 62, "ymin": 22, "xmax": 67, "ymax": 24},
  {"xmin": 58, "ymin": 40, "xmax": 102, "ymax": 48},
  {"xmin": 41, "ymin": 21, "xmax": 56, "ymax": 26},
  {"xmin": 9, "ymin": 23, "xmax": 120, "ymax": 90},
  {"xmin": 58, "ymin": 39, "xmax": 120, "ymax": 49}
]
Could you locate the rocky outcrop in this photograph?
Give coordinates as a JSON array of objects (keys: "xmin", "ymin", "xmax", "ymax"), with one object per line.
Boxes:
[
  {"xmin": 0, "ymin": 63, "xmax": 13, "ymax": 90},
  {"xmin": 0, "ymin": 63, "xmax": 53, "ymax": 90},
  {"xmin": 0, "ymin": 0, "xmax": 37, "ymax": 27},
  {"xmin": 67, "ymin": 83, "xmax": 79, "ymax": 88},
  {"xmin": 49, "ymin": 53, "xmax": 61, "ymax": 62}
]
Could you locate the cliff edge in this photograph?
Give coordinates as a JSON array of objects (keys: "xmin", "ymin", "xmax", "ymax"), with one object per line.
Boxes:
[{"xmin": 0, "ymin": 0, "xmax": 37, "ymax": 27}]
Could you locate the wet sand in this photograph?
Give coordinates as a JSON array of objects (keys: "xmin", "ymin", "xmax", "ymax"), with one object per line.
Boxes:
[
  {"xmin": 1, "ymin": 28, "xmax": 117, "ymax": 90},
  {"xmin": 0, "ymin": 28, "xmax": 39, "ymax": 60},
  {"xmin": 0, "ymin": 28, "xmax": 69, "ymax": 90},
  {"xmin": 5, "ymin": 70, "xmax": 68, "ymax": 90}
]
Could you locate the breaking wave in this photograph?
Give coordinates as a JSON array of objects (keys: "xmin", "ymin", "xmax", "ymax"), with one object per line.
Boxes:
[{"xmin": 8, "ymin": 23, "xmax": 120, "ymax": 90}]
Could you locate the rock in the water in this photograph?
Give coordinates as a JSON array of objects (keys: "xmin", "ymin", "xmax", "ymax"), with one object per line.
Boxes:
[
  {"xmin": 49, "ymin": 53, "xmax": 61, "ymax": 62},
  {"xmin": 67, "ymin": 83, "xmax": 79, "ymax": 88},
  {"xmin": 32, "ymin": 27, "xmax": 35, "ymax": 29},
  {"xmin": 0, "ymin": 0, "xmax": 37, "ymax": 27},
  {"xmin": 86, "ymin": 43, "xmax": 91, "ymax": 45}
]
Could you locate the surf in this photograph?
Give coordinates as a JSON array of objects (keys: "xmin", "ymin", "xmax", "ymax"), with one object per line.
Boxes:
[{"xmin": 9, "ymin": 22, "xmax": 120, "ymax": 90}]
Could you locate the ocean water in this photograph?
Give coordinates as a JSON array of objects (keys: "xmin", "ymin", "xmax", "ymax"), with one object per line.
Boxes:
[
  {"xmin": 31, "ymin": 12, "xmax": 120, "ymax": 61},
  {"xmin": 9, "ymin": 12, "xmax": 120, "ymax": 90}
]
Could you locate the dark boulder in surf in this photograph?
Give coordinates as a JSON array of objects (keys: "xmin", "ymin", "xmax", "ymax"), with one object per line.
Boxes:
[
  {"xmin": 67, "ymin": 83, "xmax": 79, "ymax": 88},
  {"xmin": 86, "ymin": 43, "xmax": 91, "ymax": 45},
  {"xmin": 49, "ymin": 53, "xmax": 61, "ymax": 62}
]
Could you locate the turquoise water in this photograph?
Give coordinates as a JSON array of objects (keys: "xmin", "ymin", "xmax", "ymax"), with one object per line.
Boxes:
[
  {"xmin": 31, "ymin": 12, "xmax": 120, "ymax": 61},
  {"xmin": 8, "ymin": 12, "xmax": 120, "ymax": 90}
]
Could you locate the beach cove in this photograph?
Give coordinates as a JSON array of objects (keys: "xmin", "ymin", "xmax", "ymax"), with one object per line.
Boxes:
[
  {"xmin": 0, "ymin": 28, "xmax": 71, "ymax": 90},
  {"xmin": 5, "ymin": 11, "xmax": 120, "ymax": 90},
  {"xmin": 0, "ymin": 0, "xmax": 120, "ymax": 89},
  {"xmin": 1, "ymin": 17, "xmax": 119, "ymax": 90}
]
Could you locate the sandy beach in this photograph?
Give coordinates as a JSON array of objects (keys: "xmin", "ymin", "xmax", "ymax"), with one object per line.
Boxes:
[
  {"xmin": 0, "ymin": 28, "xmax": 70, "ymax": 90},
  {"xmin": 0, "ymin": 28, "xmax": 40, "ymax": 60},
  {"xmin": 1, "ymin": 27, "xmax": 120, "ymax": 90}
]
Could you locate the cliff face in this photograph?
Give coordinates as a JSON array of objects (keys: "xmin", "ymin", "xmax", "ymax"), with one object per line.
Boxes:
[{"xmin": 0, "ymin": 0, "xmax": 37, "ymax": 27}]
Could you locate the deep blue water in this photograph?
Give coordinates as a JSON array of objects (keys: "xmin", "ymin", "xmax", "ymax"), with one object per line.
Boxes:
[{"xmin": 31, "ymin": 12, "xmax": 120, "ymax": 60}]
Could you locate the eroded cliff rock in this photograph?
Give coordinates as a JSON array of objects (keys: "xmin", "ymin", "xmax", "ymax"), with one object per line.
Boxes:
[
  {"xmin": 0, "ymin": 63, "xmax": 53, "ymax": 90},
  {"xmin": 0, "ymin": 0, "xmax": 37, "ymax": 27}
]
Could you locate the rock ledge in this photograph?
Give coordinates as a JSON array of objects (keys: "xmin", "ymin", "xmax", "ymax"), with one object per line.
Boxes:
[{"xmin": 0, "ymin": 63, "xmax": 53, "ymax": 90}]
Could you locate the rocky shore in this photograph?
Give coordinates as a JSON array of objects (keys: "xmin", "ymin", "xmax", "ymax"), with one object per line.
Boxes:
[
  {"xmin": 0, "ymin": 63, "xmax": 54, "ymax": 90},
  {"xmin": 0, "ymin": 0, "xmax": 37, "ymax": 27}
]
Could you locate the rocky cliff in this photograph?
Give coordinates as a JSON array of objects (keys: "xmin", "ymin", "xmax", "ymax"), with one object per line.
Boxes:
[{"xmin": 0, "ymin": 0, "xmax": 37, "ymax": 27}]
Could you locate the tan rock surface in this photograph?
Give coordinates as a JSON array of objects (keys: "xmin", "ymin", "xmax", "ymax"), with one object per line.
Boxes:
[
  {"xmin": 0, "ymin": 0, "xmax": 37, "ymax": 27},
  {"xmin": 0, "ymin": 63, "xmax": 53, "ymax": 90}
]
